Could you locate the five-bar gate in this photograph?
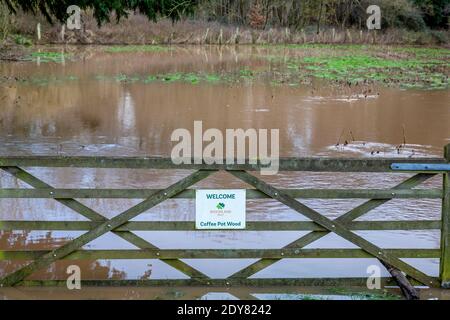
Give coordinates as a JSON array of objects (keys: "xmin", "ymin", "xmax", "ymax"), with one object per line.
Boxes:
[{"xmin": 0, "ymin": 144, "xmax": 449, "ymax": 293}]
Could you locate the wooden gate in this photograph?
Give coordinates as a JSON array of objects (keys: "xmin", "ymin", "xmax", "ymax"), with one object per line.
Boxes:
[{"xmin": 0, "ymin": 144, "xmax": 449, "ymax": 291}]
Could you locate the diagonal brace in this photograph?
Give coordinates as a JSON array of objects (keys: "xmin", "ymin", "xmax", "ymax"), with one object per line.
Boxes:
[
  {"xmin": 0, "ymin": 166, "xmax": 209, "ymax": 280},
  {"xmin": 0, "ymin": 169, "xmax": 213, "ymax": 286},
  {"xmin": 229, "ymin": 173, "xmax": 434, "ymax": 279},
  {"xmin": 229, "ymin": 171, "xmax": 439, "ymax": 287}
]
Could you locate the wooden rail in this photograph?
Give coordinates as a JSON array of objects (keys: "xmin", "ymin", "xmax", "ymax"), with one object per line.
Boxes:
[
  {"xmin": 0, "ymin": 156, "xmax": 445, "ymax": 171},
  {"xmin": 0, "ymin": 147, "xmax": 449, "ymax": 292}
]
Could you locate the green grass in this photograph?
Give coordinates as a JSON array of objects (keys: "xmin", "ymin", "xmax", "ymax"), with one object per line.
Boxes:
[
  {"xmin": 269, "ymin": 45, "xmax": 449, "ymax": 89},
  {"xmin": 94, "ymin": 71, "xmax": 235, "ymax": 85},
  {"xmin": 328, "ymin": 288, "xmax": 401, "ymax": 300},
  {"xmin": 24, "ymin": 51, "xmax": 72, "ymax": 63},
  {"xmin": 390, "ymin": 46, "xmax": 450, "ymax": 59}
]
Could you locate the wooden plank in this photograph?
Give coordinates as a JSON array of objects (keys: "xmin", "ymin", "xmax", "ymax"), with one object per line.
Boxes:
[
  {"xmin": 0, "ymin": 166, "xmax": 210, "ymax": 280},
  {"xmin": 0, "ymin": 249, "xmax": 440, "ymax": 260},
  {"xmin": 16, "ymin": 277, "xmax": 428, "ymax": 287},
  {"xmin": 229, "ymin": 170, "xmax": 440, "ymax": 287},
  {"xmin": 337, "ymin": 173, "xmax": 436, "ymax": 223},
  {"xmin": 0, "ymin": 156, "xmax": 446, "ymax": 172},
  {"xmin": 1, "ymin": 167, "xmax": 108, "ymax": 222},
  {"xmin": 0, "ymin": 220, "xmax": 441, "ymax": 231},
  {"xmin": 0, "ymin": 170, "xmax": 213, "ymax": 286},
  {"xmin": 0, "ymin": 188, "xmax": 442, "ymax": 199},
  {"xmin": 228, "ymin": 232, "xmax": 330, "ymax": 279},
  {"xmin": 440, "ymin": 144, "xmax": 450, "ymax": 288},
  {"xmin": 229, "ymin": 173, "xmax": 436, "ymax": 279}
]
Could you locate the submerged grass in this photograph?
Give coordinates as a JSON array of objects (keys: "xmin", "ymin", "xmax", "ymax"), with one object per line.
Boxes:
[
  {"xmin": 260, "ymin": 288, "xmax": 402, "ymax": 300},
  {"xmin": 11, "ymin": 44, "xmax": 449, "ymax": 90},
  {"xmin": 15, "ymin": 75, "xmax": 79, "ymax": 86},
  {"xmin": 270, "ymin": 45, "xmax": 449, "ymax": 89},
  {"xmin": 97, "ymin": 44, "xmax": 448, "ymax": 89},
  {"xmin": 23, "ymin": 51, "xmax": 73, "ymax": 63},
  {"xmin": 95, "ymin": 71, "xmax": 241, "ymax": 85},
  {"xmin": 31, "ymin": 75, "xmax": 78, "ymax": 85}
]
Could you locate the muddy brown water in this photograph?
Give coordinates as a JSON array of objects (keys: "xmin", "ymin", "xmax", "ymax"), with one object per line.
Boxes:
[{"xmin": 0, "ymin": 45, "xmax": 449, "ymax": 299}]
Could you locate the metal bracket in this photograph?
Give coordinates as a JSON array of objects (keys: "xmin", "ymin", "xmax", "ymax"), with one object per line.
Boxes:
[{"xmin": 391, "ymin": 163, "xmax": 450, "ymax": 172}]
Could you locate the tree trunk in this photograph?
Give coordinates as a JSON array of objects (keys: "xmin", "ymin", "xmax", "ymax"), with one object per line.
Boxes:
[{"xmin": 380, "ymin": 260, "xmax": 420, "ymax": 300}]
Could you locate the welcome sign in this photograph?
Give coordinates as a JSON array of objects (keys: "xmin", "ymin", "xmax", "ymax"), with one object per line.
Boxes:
[{"xmin": 195, "ymin": 189, "xmax": 246, "ymax": 229}]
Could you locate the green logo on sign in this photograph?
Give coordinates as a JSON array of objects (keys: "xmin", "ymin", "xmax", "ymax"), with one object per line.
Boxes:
[{"xmin": 216, "ymin": 202, "xmax": 225, "ymax": 210}]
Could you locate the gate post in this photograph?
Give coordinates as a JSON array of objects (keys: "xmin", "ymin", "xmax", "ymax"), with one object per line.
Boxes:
[{"xmin": 440, "ymin": 143, "xmax": 450, "ymax": 287}]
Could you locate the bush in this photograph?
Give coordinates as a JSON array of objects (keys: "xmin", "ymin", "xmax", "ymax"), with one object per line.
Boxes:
[
  {"xmin": 377, "ymin": 0, "xmax": 426, "ymax": 31},
  {"xmin": 429, "ymin": 30, "xmax": 449, "ymax": 45}
]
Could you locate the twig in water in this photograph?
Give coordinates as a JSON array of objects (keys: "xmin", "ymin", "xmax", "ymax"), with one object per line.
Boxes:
[
  {"xmin": 349, "ymin": 130, "xmax": 355, "ymax": 142},
  {"xmin": 336, "ymin": 129, "xmax": 345, "ymax": 147},
  {"xmin": 396, "ymin": 125, "xmax": 407, "ymax": 154},
  {"xmin": 402, "ymin": 124, "xmax": 407, "ymax": 146}
]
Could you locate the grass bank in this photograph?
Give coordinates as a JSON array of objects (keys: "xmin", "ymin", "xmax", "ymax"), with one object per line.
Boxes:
[{"xmin": 2, "ymin": 11, "xmax": 449, "ymax": 47}]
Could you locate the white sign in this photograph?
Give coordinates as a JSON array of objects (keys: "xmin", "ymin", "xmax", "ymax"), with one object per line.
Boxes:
[{"xmin": 195, "ymin": 189, "xmax": 246, "ymax": 229}]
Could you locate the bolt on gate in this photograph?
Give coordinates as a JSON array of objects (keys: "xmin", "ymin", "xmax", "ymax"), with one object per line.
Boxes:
[{"xmin": 0, "ymin": 144, "xmax": 449, "ymax": 292}]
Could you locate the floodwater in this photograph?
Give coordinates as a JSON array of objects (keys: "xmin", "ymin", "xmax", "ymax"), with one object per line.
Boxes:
[{"xmin": 0, "ymin": 45, "xmax": 449, "ymax": 299}]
